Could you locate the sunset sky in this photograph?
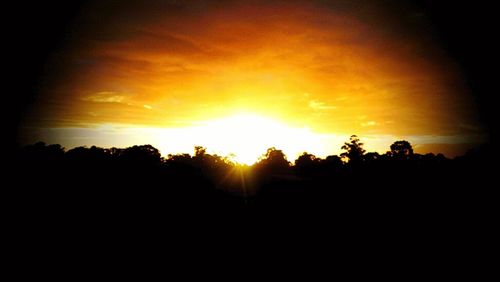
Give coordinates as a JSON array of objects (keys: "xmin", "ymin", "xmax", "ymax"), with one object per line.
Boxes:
[{"xmin": 20, "ymin": 0, "xmax": 486, "ymax": 163}]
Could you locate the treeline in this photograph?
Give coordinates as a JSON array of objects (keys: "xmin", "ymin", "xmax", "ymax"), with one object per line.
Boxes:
[
  {"xmin": 11, "ymin": 135, "xmax": 495, "ymax": 239},
  {"xmin": 15, "ymin": 135, "xmax": 490, "ymax": 198}
]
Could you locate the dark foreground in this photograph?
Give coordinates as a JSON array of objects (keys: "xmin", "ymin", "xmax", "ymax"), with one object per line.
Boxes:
[
  {"xmin": 8, "ymin": 142, "xmax": 496, "ymax": 275},
  {"xmin": 11, "ymin": 142, "xmax": 495, "ymax": 219}
]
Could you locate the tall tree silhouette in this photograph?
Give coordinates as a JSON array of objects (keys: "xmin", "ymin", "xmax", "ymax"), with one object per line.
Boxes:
[{"xmin": 340, "ymin": 135, "xmax": 365, "ymax": 164}]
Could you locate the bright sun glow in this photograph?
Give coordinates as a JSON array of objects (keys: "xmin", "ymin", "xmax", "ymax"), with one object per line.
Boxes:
[
  {"xmin": 21, "ymin": 1, "xmax": 484, "ymax": 160},
  {"xmin": 161, "ymin": 113, "xmax": 324, "ymax": 164}
]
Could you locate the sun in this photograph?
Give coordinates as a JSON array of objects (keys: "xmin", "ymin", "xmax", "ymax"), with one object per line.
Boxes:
[{"xmin": 196, "ymin": 113, "xmax": 325, "ymax": 164}]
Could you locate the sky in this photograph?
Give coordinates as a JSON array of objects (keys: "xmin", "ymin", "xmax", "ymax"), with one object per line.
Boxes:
[{"xmin": 19, "ymin": 0, "xmax": 487, "ymax": 163}]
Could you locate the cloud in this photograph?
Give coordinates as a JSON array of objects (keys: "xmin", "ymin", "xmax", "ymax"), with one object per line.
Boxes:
[
  {"xmin": 21, "ymin": 0, "xmax": 484, "ymax": 150},
  {"xmin": 361, "ymin": 121, "xmax": 377, "ymax": 127},
  {"xmin": 308, "ymin": 100, "xmax": 337, "ymax": 110},
  {"xmin": 82, "ymin": 92, "xmax": 127, "ymax": 103}
]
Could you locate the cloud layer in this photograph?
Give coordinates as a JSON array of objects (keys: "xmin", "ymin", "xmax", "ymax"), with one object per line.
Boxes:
[{"xmin": 21, "ymin": 0, "xmax": 486, "ymax": 157}]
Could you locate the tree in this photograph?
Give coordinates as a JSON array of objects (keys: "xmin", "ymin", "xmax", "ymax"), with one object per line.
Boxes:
[
  {"xmin": 340, "ymin": 135, "xmax": 365, "ymax": 164},
  {"xmin": 120, "ymin": 145, "xmax": 162, "ymax": 165},
  {"xmin": 295, "ymin": 152, "xmax": 318, "ymax": 167},
  {"xmin": 364, "ymin": 152, "xmax": 380, "ymax": 162},
  {"xmin": 255, "ymin": 147, "xmax": 290, "ymax": 173},
  {"xmin": 295, "ymin": 152, "xmax": 320, "ymax": 176},
  {"xmin": 19, "ymin": 142, "xmax": 65, "ymax": 169},
  {"xmin": 194, "ymin": 146, "xmax": 207, "ymax": 158},
  {"xmin": 389, "ymin": 140, "xmax": 414, "ymax": 159}
]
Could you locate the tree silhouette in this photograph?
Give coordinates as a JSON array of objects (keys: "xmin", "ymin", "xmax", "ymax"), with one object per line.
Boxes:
[
  {"xmin": 324, "ymin": 155, "xmax": 342, "ymax": 167},
  {"xmin": 295, "ymin": 152, "xmax": 318, "ymax": 167},
  {"xmin": 340, "ymin": 135, "xmax": 365, "ymax": 164},
  {"xmin": 295, "ymin": 152, "xmax": 320, "ymax": 176},
  {"xmin": 13, "ymin": 139, "xmax": 488, "ymax": 222},
  {"xmin": 20, "ymin": 142, "xmax": 65, "ymax": 161},
  {"xmin": 364, "ymin": 152, "xmax": 380, "ymax": 163},
  {"xmin": 194, "ymin": 146, "xmax": 207, "ymax": 159},
  {"xmin": 389, "ymin": 140, "xmax": 414, "ymax": 160},
  {"xmin": 119, "ymin": 144, "xmax": 162, "ymax": 166},
  {"xmin": 255, "ymin": 147, "xmax": 290, "ymax": 174}
]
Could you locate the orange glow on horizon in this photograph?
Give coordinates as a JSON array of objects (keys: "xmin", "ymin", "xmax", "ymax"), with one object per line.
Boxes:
[
  {"xmin": 21, "ymin": 0, "xmax": 485, "ymax": 159},
  {"xmin": 176, "ymin": 113, "xmax": 324, "ymax": 164}
]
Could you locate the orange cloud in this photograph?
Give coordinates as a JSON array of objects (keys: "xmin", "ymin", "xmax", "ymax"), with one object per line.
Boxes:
[{"xmin": 21, "ymin": 0, "xmax": 486, "ymax": 158}]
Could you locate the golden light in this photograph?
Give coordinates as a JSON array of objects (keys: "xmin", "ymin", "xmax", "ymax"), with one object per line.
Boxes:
[
  {"xmin": 180, "ymin": 113, "xmax": 325, "ymax": 165},
  {"xmin": 19, "ymin": 1, "xmax": 485, "ymax": 159}
]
